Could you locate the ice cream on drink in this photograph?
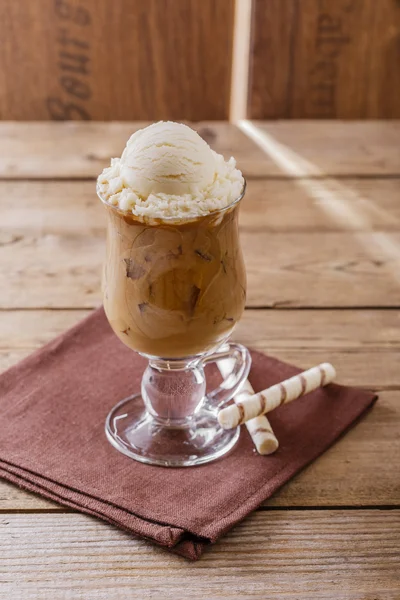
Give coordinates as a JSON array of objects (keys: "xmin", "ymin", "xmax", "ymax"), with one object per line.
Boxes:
[
  {"xmin": 97, "ymin": 121, "xmax": 244, "ymax": 221},
  {"xmin": 97, "ymin": 121, "xmax": 246, "ymax": 358}
]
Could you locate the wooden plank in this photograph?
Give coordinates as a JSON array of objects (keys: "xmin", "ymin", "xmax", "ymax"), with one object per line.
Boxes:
[
  {"xmin": 0, "ymin": 309, "xmax": 399, "ymax": 510},
  {"xmin": 243, "ymin": 178, "xmax": 400, "ymax": 231},
  {"xmin": 1, "ymin": 307, "xmax": 399, "ymax": 366},
  {"xmin": 248, "ymin": 0, "xmax": 297, "ymax": 119},
  {"xmin": 1, "ymin": 122, "xmax": 399, "ymax": 180},
  {"xmin": 249, "ymin": 0, "xmax": 400, "ymax": 119},
  {"xmin": 3, "ymin": 178, "xmax": 400, "ymax": 235},
  {"xmin": 0, "ymin": 346, "xmax": 397, "ymax": 394},
  {"xmin": 243, "ymin": 231, "xmax": 400, "ymax": 308},
  {"xmin": 365, "ymin": 0, "xmax": 400, "ymax": 118},
  {"xmin": 2, "ymin": 228, "xmax": 400, "ymax": 308},
  {"xmin": 0, "ymin": 232, "xmax": 101, "ymax": 309},
  {"xmin": 0, "ymin": 122, "xmax": 273, "ymax": 179},
  {"xmin": 1, "ymin": 511, "xmax": 399, "ymax": 598},
  {"xmin": 1, "ymin": 308, "xmax": 399, "ymax": 388},
  {"xmin": 252, "ymin": 121, "xmax": 400, "ymax": 176},
  {"xmin": 0, "ymin": 480, "xmax": 58, "ymax": 512},
  {"xmin": 0, "ymin": 0, "xmax": 234, "ymax": 121}
]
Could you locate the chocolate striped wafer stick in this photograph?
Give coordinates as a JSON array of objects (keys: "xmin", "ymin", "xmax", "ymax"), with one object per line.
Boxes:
[
  {"xmin": 217, "ymin": 358, "xmax": 279, "ymax": 455},
  {"xmin": 218, "ymin": 363, "xmax": 336, "ymax": 430}
]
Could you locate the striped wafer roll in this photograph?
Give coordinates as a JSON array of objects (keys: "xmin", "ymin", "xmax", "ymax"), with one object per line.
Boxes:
[
  {"xmin": 217, "ymin": 358, "xmax": 279, "ymax": 455},
  {"xmin": 218, "ymin": 363, "xmax": 336, "ymax": 430}
]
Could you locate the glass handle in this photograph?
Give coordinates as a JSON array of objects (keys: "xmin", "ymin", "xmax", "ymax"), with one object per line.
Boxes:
[{"xmin": 202, "ymin": 342, "xmax": 251, "ymax": 411}]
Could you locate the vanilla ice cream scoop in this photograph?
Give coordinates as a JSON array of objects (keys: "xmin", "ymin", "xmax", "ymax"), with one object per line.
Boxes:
[
  {"xmin": 97, "ymin": 121, "xmax": 244, "ymax": 222},
  {"xmin": 119, "ymin": 121, "xmax": 216, "ymax": 196}
]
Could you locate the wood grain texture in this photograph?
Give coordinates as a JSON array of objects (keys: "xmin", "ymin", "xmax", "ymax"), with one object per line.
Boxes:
[
  {"xmin": 1, "ymin": 122, "xmax": 400, "ymax": 179},
  {"xmin": 243, "ymin": 178, "xmax": 400, "ymax": 231},
  {"xmin": 365, "ymin": 0, "xmax": 400, "ymax": 118},
  {"xmin": 1, "ymin": 308, "xmax": 399, "ymax": 387},
  {"xmin": 0, "ymin": 480, "xmax": 59, "ymax": 512},
  {"xmin": 1, "ymin": 308, "xmax": 399, "ymax": 388},
  {"xmin": 2, "ymin": 228, "xmax": 400, "ymax": 308},
  {"xmin": 266, "ymin": 390, "xmax": 400, "ymax": 507},
  {"xmin": 0, "ymin": 0, "xmax": 234, "ymax": 121},
  {"xmin": 243, "ymin": 231, "xmax": 400, "ymax": 308},
  {"xmin": 253, "ymin": 121, "xmax": 400, "ymax": 176},
  {"xmin": 0, "ymin": 122, "xmax": 274, "ymax": 179},
  {"xmin": 248, "ymin": 0, "xmax": 297, "ymax": 119},
  {"xmin": 3, "ymin": 178, "xmax": 400, "ymax": 235},
  {"xmin": 1, "ymin": 511, "xmax": 399, "ymax": 599},
  {"xmin": 0, "ymin": 345, "xmax": 398, "ymax": 391},
  {"xmin": 249, "ymin": 0, "xmax": 400, "ymax": 118},
  {"xmin": 0, "ymin": 121, "xmax": 399, "ymax": 592},
  {"xmin": 0, "ymin": 309, "xmax": 399, "ymax": 510},
  {"xmin": 1, "ymin": 308, "xmax": 399, "ymax": 384}
]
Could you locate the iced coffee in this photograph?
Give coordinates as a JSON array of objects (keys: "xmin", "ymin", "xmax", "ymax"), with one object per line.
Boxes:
[
  {"xmin": 97, "ymin": 121, "xmax": 246, "ymax": 359},
  {"xmin": 102, "ymin": 202, "xmax": 246, "ymax": 358}
]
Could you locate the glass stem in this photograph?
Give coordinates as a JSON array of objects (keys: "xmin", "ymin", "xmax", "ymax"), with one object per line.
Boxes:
[{"xmin": 141, "ymin": 359, "xmax": 206, "ymax": 427}]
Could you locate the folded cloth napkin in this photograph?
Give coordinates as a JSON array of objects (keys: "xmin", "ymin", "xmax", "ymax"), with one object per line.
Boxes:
[{"xmin": 0, "ymin": 308, "xmax": 377, "ymax": 559}]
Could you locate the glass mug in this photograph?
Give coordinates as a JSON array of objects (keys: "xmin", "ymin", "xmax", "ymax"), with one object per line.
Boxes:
[{"xmin": 99, "ymin": 184, "xmax": 251, "ymax": 466}]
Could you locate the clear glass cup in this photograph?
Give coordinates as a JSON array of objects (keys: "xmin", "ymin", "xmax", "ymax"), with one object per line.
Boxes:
[{"xmin": 99, "ymin": 184, "xmax": 251, "ymax": 466}]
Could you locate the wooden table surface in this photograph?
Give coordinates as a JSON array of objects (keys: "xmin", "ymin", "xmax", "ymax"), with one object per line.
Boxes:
[{"xmin": 1, "ymin": 121, "xmax": 399, "ymax": 599}]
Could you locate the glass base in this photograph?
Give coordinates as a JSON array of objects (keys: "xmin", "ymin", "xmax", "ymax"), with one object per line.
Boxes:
[{"xmin": 105, "ymin": 393, "xmax": 240, "ymax": 467}]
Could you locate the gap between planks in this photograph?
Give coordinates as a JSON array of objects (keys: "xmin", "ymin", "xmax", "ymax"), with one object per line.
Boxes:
[
  {"xmin": 1, "ymin": 174, "xmax": 400, "ymax": 182},
  {"xmin": 1, "ymin": 504, "xmax": 399, "ymax": 516},
  {"xmin": 1, "ymin": 306, "xmax": 400, "ymax": 312}
]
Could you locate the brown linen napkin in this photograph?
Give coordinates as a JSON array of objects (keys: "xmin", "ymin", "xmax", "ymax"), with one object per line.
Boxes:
[{"xmin": 0, "ymin": 308, "xmax": 377, "ymax": 559}]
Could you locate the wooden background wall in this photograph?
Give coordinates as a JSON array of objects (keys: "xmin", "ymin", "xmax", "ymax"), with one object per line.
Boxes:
[
  {"xmin": 0, "ymin": 0, "xmax": 235, "ymax": 121},
  {"xmin": 249, "ymin": 0, "xmax": 400, "ymax": 119},
  {"xmin": 0, "ymin": 0, "xmax": 399, "ymax": 121}
]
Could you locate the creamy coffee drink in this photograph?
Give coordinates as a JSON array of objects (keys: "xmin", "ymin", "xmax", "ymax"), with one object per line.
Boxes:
[
  {"xmin": 98, "ymin": 121, "xmax": 246, "ymax": 358},
  {"xmin": 103, "ymin": 202, "xmax": 245, "ymax": 357}
]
